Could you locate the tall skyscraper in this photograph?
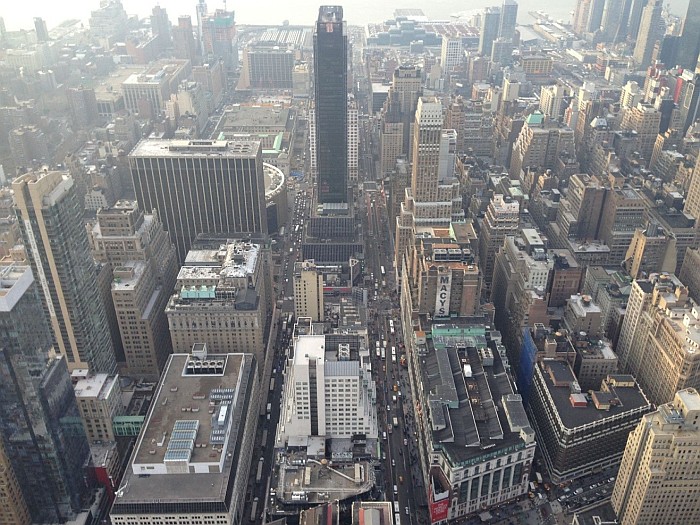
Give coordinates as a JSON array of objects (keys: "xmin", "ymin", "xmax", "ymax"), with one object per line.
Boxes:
[
  {"xmin": 677, "ymin": 0, "xmax": 700, "ymax": 71},
  {"xmin": 172, "ymin": 15, "xmax": 198, "ymax": 63},
  {"xmin": 201, "ymin": 9, "xmax": 236, "ymax": 70},
  {"xmin": 600, "ymin": 0, "xmax": 626, "ymax": 41},
  {"xmin": 479, "ymin": 7, "xmax": 501, "ymax": 57},
  {"xmin": 13, "ymin": 171, "xmax": 117, "ymax": 374},
  {"xmin": 33, "ymin": 17, "xmax": 49, "ymax": 42},
  {"xmin": 150, "ymin": 5, "xmax": 171, "ymax": 48},
  {"xmin": 440, "ymin": 37, "xmax": 463, "ymax": 72},
  {"xmin": 612, "ymin": 388, "xmax": 700, "ymax": 525},
  {"xmin": 90, "ymin": 202, "xmax": 178, "ymax": 378},
  {"xmin": 129, "ymin": 139, "xmax": 268, "ymax": 262},
  {"xmin": 633, "ymin": 0, "xmax": 665, "ymax": 68},
  {"xmin": 0, "ymin": 264, "xmax": 91, "ymax": 523},
  {"xmin": 499, "ymin": 0, "xmax": 518, "ymax": 41},
  {"xmin": 313, "ymin": 6, "xmax": 348, "ymax": 204}
]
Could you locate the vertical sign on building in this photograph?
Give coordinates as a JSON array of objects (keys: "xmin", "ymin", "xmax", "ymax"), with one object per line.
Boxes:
[{"xmin": 435, "ymin": 272, "xmax": 452, "ymax": 317}]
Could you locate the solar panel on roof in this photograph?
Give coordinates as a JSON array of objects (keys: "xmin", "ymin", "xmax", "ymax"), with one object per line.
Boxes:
[
  {"xmin": 164, "ymin": 449, "xmax": 192, "ymax": 462},
  {"xmin": 173, "ymin": 420, "xmax": 199, "ymax": 431},
  {"xmin": 167, "ymin": 439, "xmax": 194, "ymax": 450}
]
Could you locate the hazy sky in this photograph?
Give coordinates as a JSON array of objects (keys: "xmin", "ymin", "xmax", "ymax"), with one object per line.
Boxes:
[{"xmin": 0, "ymin": 0, "xmax": 691, "ymax": 32}]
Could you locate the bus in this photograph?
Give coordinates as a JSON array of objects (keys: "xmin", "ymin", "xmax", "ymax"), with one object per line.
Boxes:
[
  {"xmin": 250, "ymin": 497, "xmax": 259, "ymax": 522},
  {"xmin": 393, "ymin": 502, "xmax": 400, "ymax": 514},
  {"xmin": 295, "ymin": 224, "xmax": 300, "ymax": 233},
  {"xmin": 395, "ymin": 514, "xmax": 401, "ymax": 525},
  {"xmin": 380, "ymin": 265, "xmax": 386, "ymax": 277},
  {"xmin": 380, "ymin": 348, "xmax": 386, "ymax": 360},
  {"xmin": 269, "ymin": 378, "xmax": 275, "ymax": 392},
  {"xmin": 255, "ymin": 458, "xmax": 264, "ymax": 483},
  {"xmin": 391, "ymin": 347, "xmax": 397, "ymax": 363},
  {"xmin": 389, "ymin": 319, "xmax": 395, "ymax": 335}
]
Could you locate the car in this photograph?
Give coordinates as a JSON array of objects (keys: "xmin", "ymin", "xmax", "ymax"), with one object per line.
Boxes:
[
  {"xmin": 403, "ymin": 438, "xmax": 408, "ymax": 446},
  {"xmin": 391, "ymin": 459, "xmax": 395, "ymax": 467},
  {"xmin": 575, "ymin": 488, "xmax": 583, "ymax": 494},
  {"xmin": 387, "ymin": 405, "xmax": 390, "ymax": 412},
  {"xmin": 393, "ymin": 485, "xmax": 398, "ymax": 495},
  {"xmin": 382, "ymin": 431, "xmax": 387, "ymax": 440},
  {"xmin": 405, "ymin": 507, "xmax": 409, "ymax": 516}
]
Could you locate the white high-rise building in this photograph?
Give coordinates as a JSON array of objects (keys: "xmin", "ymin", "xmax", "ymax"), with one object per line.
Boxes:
[
  {"xmin": 440, "ymin": 37, "xmax": 463, "ymax": 72},
  {"xmin": 277, "ymin": 331, "xmax": 378, "ymax": 444}
]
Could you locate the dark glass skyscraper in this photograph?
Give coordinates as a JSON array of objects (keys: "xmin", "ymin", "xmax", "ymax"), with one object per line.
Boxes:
[
  {"xmin": 313, "ymin": 6, "xmax": 348, "ymax": 204},
  {"xmin": 0, "ymin": 264, "xmax": 91, "ymax": 523},
  {"xmin": 677, "ymin": 0, "xmax": 700, "ymax": 70}
]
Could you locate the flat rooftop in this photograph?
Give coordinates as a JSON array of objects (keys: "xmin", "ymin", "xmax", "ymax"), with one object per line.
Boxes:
[
  {"xmin": 113, "ymin": 352, "xmax": 255, "ymax": 506},
  {"xmin": 130, "ymin": 139, "xmax": 260, "ymax": 158},
  {"xmin": 538, "ymin": 360, "xmax": 650, "ymax": 430},
  {"xmin": 74, "ymin": 373, "xmax": 117, "ymax": 400}
]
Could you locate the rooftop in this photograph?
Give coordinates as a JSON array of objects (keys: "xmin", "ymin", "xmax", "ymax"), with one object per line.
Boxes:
[
  {"xmin": 74, "ymin": 373, "xmax": 118, "ymax": 400},
  {"xmin": 130, "ymin": 139, "xmax": 260, "ymax": 158},
  {"xmin": 114, "ymin": 352, "xmax": 255, "ymax": 505},
  {"xmin": 417, "ymin": 320, "xmax": 534, "ymax": 466},
  {"xmin": 537, "ymin": 360, "xmax": 650, "ymax": 430}
]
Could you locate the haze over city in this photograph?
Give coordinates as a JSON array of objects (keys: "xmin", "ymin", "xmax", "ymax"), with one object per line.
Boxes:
[{"xmin": 0, "ymin": 1, "xmax": 700, "ymax": 525}]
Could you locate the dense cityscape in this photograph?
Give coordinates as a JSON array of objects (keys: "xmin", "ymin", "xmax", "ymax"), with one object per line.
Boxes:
[{"xmin": 0, "ymin": 1, "xmax": 699, "ymax": 525}]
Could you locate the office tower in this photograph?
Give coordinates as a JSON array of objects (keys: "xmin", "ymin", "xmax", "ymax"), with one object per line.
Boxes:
[
  {"xmin": 490, "ymin": 229, "xmax": 553, "ymax": 351},
  {"xmin": 129, "ymin": 139, "xmax": 267, "ymax": 262},
  {"xmin": 600, "ymin": 0, "xmax": 626, "ymax": 41},
  {"xmin": 395, "ymin": 98, "xmax": 464, "ymax": 281},
  {"xmin": 239, "ymin": 42, "xmax": 295, "ymax": 89},
  {"xmin": 150, "ymin": 5, "xmax": 171, "ymax": 49},
  {"xmin": 612, "ymin": 389, "xmax": 700, "ymax": 525},
  {"xmin": 89, "ymin": 0, "xmax": 129, "ymax": 43},
  {"xmin": 67, "ymin": 86, "xmax": 99, "ymax": 129},
  {"xmin": 573, "ymin": 0, "xmax": 594, "ymax": 35},
  {"xmin": 110, "ymin": 349, "xmax": 259, "ymax": 525},
  {"xmin": 529, "ymin": 368, "xmax": 651, "ymax": 483},
  {"xmin": 172, "ymin": 16, "xmax": 198, "ymax": 63},
  {"xmin": 90, "ymin": 202, "xmax": 178, "ymax": 378},
  {"xmin": 556, "ymin": 173, "xmax": 607, "ymax": 242},
  {"xmin": 620, "ymin": 103, "xmax": 661, "ymax": 164},
  {"xmin": 680, "ymin": 248, "xmax": 700, "ymax": 303},
  {"xmin": 626, "ymin": 0, "xmax": 646, "ymax": 39},
  {"xmin": 0, "ymin": 264, "xmax": 91, "ymax": 523},
  {"xmin": 121, "ymin": 59, "xmax": 191, "ymax": 119},
  {"xmin": 478, "ymin": 194, "xmax": 520, "ymax": 289},
  {"xmin": 277, "ymin": 332, "xmax": 378, "ymax": 443},
  {"xmin": 313, "ymin": 6, "xmax": 348, "ymax": 204},
  {"xmin": 479, "ymin": 7, "xmax": 501, "ymax": 57},
  {"xmin": 620, "ymin": 80, "xmax": 643, "ymax": 109},
  {"xmin": 413, "ymin": 234, "xmax": 482, "ymax": 317},
  {"xmin": 379, "ymin": 65, "xmax": 422, "ymax": 176},
  {"xmin": 8, "ymin": 125, "xmax": 48, "ymax": 167},
  {"xmin": 615, "ymin": 275, "xmax": 700, "ymax": 406},
  {"xmin": 677, "ymin": 0, "xmax": 700, "ymax": 71},
  {"xmin": 597, "ymin": 187, "xmax": 646, "ymax": 264},
  {"xmin": 74, "ymin": 373, "xmax": 123, "ymax": 442},
  {"xmin": 33, "ymin": 17, "xmax": 49, "ymax": 42},
  {"xmin": 440, "ymin": 37, "xmax": 463, "ymax": 72},
  {"xmin": 166, "ymin": 239, "xmax": 269, "ymax": 369},
  {"xmin": 348, "ymin": 97, "xmax": 359, "ymax": 185},
  {"xmin": 633, "ymin": 0, "xmax": 664, "ymax": 68},
  {"xmin": 623, "ymin": 223, "xmax": 677, "ymax": 278},
  {"xmin": 13, "ymin": 171, "xmax": 117, "ymax": 374},
  {"xmin": 539, "ymin": 84, "xmax": 567, "ymax": 121},
  {"xmin": 509, "ymin": 112, "xmax": 576, "ymax": 179},
  {"xmin": 499, "ymin": 0, "xmax": 518, "ymax": 41},
  {"xmin": 201, "ymin": 9, "xmax": 237, "ymax": 69},
  {"xmin": 0, "ymin": 439, "xmax": 30, "ymax": 525},
  {"xmin": 294, "ymin": 260, "xmax": 324, "ymax": 322}
]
